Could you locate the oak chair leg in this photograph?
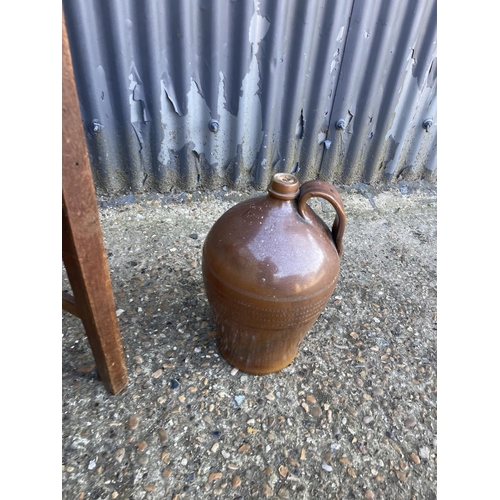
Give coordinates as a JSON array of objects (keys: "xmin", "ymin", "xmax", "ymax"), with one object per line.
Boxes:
[{"xmin": 62, "ymin": 14, "xmax": 128, "ymax": 394}]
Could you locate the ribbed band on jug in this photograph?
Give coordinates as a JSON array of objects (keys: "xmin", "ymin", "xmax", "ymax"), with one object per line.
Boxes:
[{"xmin": 267, "ymin": 173, "xmax": 300, "ymax": 200}]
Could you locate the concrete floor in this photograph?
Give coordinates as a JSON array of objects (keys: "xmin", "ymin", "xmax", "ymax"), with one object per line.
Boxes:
[{"xmin": 62, "ymin": 180, "xmax": 437, "ymax": 500}]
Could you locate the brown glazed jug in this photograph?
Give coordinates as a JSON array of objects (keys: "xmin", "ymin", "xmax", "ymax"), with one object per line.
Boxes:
[{"xmin": 202, "ymin": 173, "xmax": 346, "ymax": 375}]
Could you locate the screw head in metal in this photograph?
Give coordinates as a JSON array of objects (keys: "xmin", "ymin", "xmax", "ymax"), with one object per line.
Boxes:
[
  {"xmin": 91, "ymin": 119, "xmax": 102, "ymax": 133},
  {"xmin": 208, "ymin": 119, "xmax": 219, "ymax": 133},
  {"xmin": 335, "ymin": 119, "xmax": 345, "ymax": 130},
  {"xmin": 422, "ymin": 119, "xmax": 433, "ymax": 132}
]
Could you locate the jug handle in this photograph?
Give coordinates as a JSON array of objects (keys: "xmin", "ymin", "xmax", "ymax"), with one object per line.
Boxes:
[{"xmin": 297, "ymin": 180, "xmax": 346, "ymax": 259}]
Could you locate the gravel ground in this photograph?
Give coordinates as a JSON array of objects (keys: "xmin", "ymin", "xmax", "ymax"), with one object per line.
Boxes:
[{"xmin": 62, "ymin": 181, "xmax": 437, "ymax": 500}]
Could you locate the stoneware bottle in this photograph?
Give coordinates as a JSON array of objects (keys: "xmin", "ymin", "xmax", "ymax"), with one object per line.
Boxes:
[{"xmin": 202, "ymin": 173, "xmax": 346, "ymax": 374}]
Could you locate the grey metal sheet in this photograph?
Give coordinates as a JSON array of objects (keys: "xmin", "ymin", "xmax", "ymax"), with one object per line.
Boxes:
[
  {"xmin": 63, "ymin": 0, "xmax": 437, "ymax": 195},
  {"xmin": 320, "ymin": 0, "xmax": 437, "ymax": 184}
]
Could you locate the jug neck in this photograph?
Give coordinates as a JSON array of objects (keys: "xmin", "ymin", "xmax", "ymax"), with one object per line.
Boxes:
[{"xmin": 267, "ymin": 173, "xmax": 300, "ymax": 200}]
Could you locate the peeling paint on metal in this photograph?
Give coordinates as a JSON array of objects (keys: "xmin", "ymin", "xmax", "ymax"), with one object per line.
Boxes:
[
  {"xmin": 385, "ymin": 46, "xmax": 419, "ymax": 142},
  {"xmin": 157, "ymin": 0, "xmax": 268, "ymax": 184},
  {"xmin": 128, "ymin": 64, "xmax": 150, "ymax": 152},
  {"xmin": 330, "ymin": 49, "xmax": 340, "ymax": 74},
  {"xmin": 336, "ymin": 26, "xmax": 345, "ymax": 42},
  {"xmin": 249, "ymin": 0, "xmax": 270, "ymax": 47}
]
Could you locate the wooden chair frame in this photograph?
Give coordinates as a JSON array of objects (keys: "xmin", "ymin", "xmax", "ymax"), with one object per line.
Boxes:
[{"xmin": 62, "ymin": 15, "xmax": 127, "ymax": 394}]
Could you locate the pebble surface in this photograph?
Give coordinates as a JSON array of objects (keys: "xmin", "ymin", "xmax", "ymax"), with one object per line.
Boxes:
[
  {"xmin": 127, "ymin": 415, "xmax": 139, "ymax": 430},
  {"xmin": 62, "ymin": 184, "xmax": 437, "ymax": 499}
]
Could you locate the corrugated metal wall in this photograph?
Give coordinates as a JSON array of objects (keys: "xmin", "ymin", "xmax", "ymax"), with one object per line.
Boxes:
[{"xmin": 63, "ymin": 0, "xmax": 436, "ymax": 194}]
